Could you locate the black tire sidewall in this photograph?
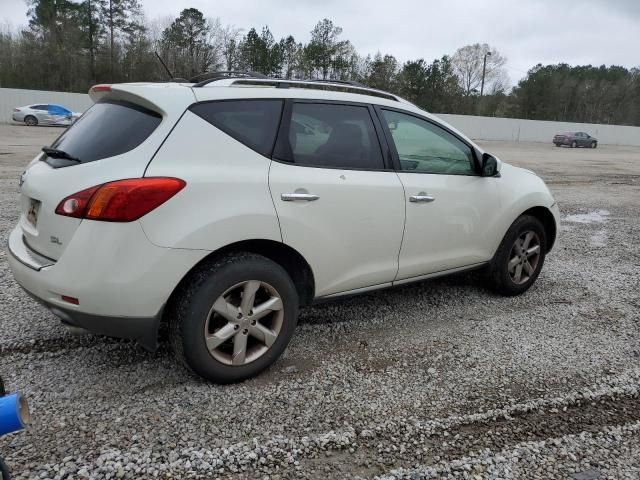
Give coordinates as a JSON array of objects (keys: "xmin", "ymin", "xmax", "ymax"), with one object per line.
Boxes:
[
  {"xmin": 25, "ymin": 116, "xmax": 37, "ymax": 126},
  {"xmin": 489, "ymin": 216, "xmax": 547, "ymax": 296},
  {"xmin": 177, "ymin": 254, "xmax": 299, "ymax": 383}
]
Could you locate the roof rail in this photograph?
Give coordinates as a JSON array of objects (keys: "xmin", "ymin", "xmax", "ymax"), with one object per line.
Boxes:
[
  {"xmin": 228, "ymin": 78, "xmax": 400, "ymax": 102},
  {"xmin": 191, "ymin": 71, "xmax": 268, "ymax": 86},
  {"xmin": 309, "ymin": 79, "xmax": 367, "ymax": 88}
]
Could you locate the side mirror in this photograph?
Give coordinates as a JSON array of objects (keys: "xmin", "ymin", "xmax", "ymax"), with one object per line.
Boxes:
[{"xmin": 481, "ymin": 153, "xmax": 502, "ymax": 177}]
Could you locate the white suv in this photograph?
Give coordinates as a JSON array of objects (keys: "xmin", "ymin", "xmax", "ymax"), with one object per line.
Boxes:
[{"xmin": 8, "ymin": 75, "xmax": 559, "ymax": 383}]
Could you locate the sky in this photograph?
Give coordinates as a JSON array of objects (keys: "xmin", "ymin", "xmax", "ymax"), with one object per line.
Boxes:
[{"xmin": 1, "ymin": 0, "xmax": 638, "ymax": 84}]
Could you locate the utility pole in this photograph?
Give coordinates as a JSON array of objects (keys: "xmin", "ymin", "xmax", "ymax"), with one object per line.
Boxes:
[
  {"xmin": 480, "ymin": 51, "xmax": 492, "ymax": 96},
  {"xmin": 88, "ymin": 0, "xmax": 95, "ymax": 83},
  {"xmin": 109, "ymin": 0, "xmax": 114, "ymax": 82}
]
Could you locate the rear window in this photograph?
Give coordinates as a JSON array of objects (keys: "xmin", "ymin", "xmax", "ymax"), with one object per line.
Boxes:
[
  {"xmin": 45, "ymin": 100, "xmax": 161, "ymax": 167},
  {"xmin": 189, "ymin": 100, "xmax": 283, "ymax": 157}
]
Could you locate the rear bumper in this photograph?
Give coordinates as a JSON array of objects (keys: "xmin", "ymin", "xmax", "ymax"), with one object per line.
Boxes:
[
  {"xmin": 22, "ymin": 286, "xmax": 162, "ymax": 351},
  {"xmin": 6, "ymin": 221, "xmax": 208, "ymax": 351}
]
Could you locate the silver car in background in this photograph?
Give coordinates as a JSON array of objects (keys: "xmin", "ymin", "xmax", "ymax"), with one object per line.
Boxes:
[{"xmin": 12, "ymin": 104, "xmax": 81, "ymax": 127}]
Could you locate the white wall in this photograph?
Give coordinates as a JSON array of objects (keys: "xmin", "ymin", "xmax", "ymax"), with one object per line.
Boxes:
[
  {"xmin": 436, "ymin": 113, "xmax": 640, "ymax": 146},
  {"xmin": 2, "ymin": 87, "xmax": 639, "ymax": 146},
  {"xmin": 0, "ymin": 88, "xmax": 92, "ymax": 123}
]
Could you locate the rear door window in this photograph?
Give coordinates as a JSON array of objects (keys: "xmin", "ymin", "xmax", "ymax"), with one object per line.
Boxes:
[
  {"xmin": 189, "ymin": 100, "xmax": 284, "ymax": 157},
  {"xmin": 45, "ymin": 100, "xmax": 162, "ymax": 167},
  {"xmin": 275, "ymin": 102, "xmax": 385, "ymax": 170}
]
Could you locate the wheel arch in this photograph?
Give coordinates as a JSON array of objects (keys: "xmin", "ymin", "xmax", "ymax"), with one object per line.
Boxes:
[
  {"xmin": 520, "ymin": 206, "xmax": 557, "ymax": 252},
  {"xmin": 165, "ymin": 239, "xmax": 316, "ymax": 312}
]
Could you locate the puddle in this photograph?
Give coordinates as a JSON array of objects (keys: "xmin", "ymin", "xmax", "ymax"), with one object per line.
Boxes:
[
  {"xmin": 589, "ymin": 229, "xmax": 607, "ymax": 247},
  {"xmin": 564, "ymin": 209, "xmax": 610, "ymax": 224}
]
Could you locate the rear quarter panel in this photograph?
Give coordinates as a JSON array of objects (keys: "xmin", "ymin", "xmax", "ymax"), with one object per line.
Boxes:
[{"xmin": 140, "ymin": 111, "xmax": 282, "ymax": 250}]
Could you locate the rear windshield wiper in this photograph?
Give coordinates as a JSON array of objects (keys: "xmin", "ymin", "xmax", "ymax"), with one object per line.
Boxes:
[{"xmin": 41, "ymin": 147, "xmax": 81, "ymax": 163}]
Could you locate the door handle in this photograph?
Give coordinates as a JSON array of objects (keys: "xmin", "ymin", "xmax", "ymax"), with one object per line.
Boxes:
[
  {"xmin": 281, "ymin": 193, "xmax": 320, "ymax": 202},
  {"xmin": 409, "ymin": 193, "xmax": 435, "ymax": 203}
]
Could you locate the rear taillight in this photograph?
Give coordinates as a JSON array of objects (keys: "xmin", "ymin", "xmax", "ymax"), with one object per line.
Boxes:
[
  {"xmin": 13, "ymin": 108, "xmax": 20, "ymax": 112},
  {"xmin": 56, "ymin": 185, "xmax": 100, "ymax": 218},
  {"xmin": 55, "ymin": 178, "xmax": 185, "ymax": 222}
]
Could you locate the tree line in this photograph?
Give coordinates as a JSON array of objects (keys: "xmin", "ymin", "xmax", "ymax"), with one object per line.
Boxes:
[{"xmin": 0, "ymin": 0, "xmax": 639, "ymax": 126}]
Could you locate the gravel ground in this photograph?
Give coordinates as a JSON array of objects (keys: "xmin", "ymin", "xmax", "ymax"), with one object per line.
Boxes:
[{"xmin": 1, "ymin": 125, "xmax": 639, "ymax": 479}]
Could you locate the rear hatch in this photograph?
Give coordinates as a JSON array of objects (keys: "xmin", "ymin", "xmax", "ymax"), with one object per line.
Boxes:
[{"xmin": 18, "ymin": 83, "xmax": 195, "ymax": 260}]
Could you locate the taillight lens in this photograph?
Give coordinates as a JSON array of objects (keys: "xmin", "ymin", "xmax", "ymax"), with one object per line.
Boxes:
[
  {"xmin": 13, "ymin": 108, "xmax": 20, "ymax": 112},
  {"xmin": 55, "ymin": 185, "xmax": 100, "ymax": 218},
  {"xmin": 55, "ymin": 178, "xmax": 185, "ymax": 222}
]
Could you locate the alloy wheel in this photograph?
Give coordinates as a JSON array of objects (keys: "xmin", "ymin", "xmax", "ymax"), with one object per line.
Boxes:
[
  {"xmin": 508, "ymin": 231, "xmax": 541, "ymax": 285},
  {"xmin": 204, "ymin": 280, "xmax": 284, "ymax": 366}
]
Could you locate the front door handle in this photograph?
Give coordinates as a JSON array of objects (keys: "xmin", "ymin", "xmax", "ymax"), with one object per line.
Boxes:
[
  {"xmin": 409, "ymin": 192, "xmax": 435, "ymax": 203},
  {"xmin": 281, "ymin": 193, "xmax": 320, "ymax": 202}
]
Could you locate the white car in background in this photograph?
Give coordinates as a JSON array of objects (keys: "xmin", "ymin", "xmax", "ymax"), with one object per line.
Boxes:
[
  {"xmin": 7, "ymin": 76, "xmax": 560, "ymax": 383},
  {"xmin": 12, "ymin": 104, "xmax": 82, "ymax": 126}
]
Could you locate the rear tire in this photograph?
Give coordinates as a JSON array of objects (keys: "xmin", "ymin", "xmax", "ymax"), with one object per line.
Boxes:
[
  {"xmin": 484, "ymin": 215, "xmax": 547, "ymax": 296},
  {"xmin": 168, "ymin": 252, "xmax": 299, "ymax": 383},
  {"xmin": 571, "ymin": 141, "xmax": 577, "ymax": 148},
  {"xmin": 24, "ymin": 115, "xmax": 37, "ymax": 126}
]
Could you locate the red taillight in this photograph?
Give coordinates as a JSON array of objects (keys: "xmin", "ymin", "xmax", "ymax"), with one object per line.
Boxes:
[
  {"xmin": 55, "ymin": 178, "xmax": 185, "ymax": 222},
  {"xmin": 61, "ymin": 295, "xmax": 79, "ymax": 305},
  {"xmin": 55, "ymin": 185, "xmax": 100, "ymax": 218},
  {"xmin": 13, "ymin": 108, "xmax": 20, "ymax": 112},
  {"xmin": 91, "ymin": 84, "xmax": 111, "ymax": 92}
]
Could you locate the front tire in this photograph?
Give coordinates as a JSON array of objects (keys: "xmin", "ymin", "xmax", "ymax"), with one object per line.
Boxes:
[
  {"xmin": 24, "ymin": 115, "xmax": 38, "ymax": 126},
  {"xmin": 591, "ymin": 141, "xmax": 597, "ymax": 148},
  {"xmin": 484, "ymin": 215, "xmax": 547, "ymax": 296},
  {"xmin": 169, "ymin": 253, "xmax": 299, "ymax": 383},
  {"xmin": 571, "ymin": 141, "xmax": 577, "ymax": 148}
]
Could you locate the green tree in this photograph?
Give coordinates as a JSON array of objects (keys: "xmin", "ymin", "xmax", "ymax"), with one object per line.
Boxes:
[
  {"xmin": 79, "ymin": 0, "xmax": 105, "ymax": 83},
  {"xmin": 306, "ymin": 19, "xmax": 348, "ymax": 79},
  {"xmin": 100, "ymin": 0, "xmax": 144, "ymax": 81},
  {"xmin": 26, "ymin": 0, "xmax": 86, "ymax": 90},
  {"xmin": 161, "ymin": 8, "xmax": 213, "ymax": 78},
  {"xmin": 279, "ymin": 35, "xmax": 300, "ymax": 79},
  {"xmin": 364, "ymin": 53, "xmax": 398, "ymax": 91},
  {"xmin": 239, "ymin": 26, "xmax": 281, "ymax": 75},
  {"xmin": 396, "ymin": 56, "xmax": 463, "ymax": 113}
]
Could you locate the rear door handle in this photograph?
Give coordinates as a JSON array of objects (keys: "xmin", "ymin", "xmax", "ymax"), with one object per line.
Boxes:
[
  {"xmin": 409, "ymin": 193, "xmax": 435, "ymax": 203},
  {"xmin": 281, "ymin": 193, "xmax": 320, "ymax": 202}
]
